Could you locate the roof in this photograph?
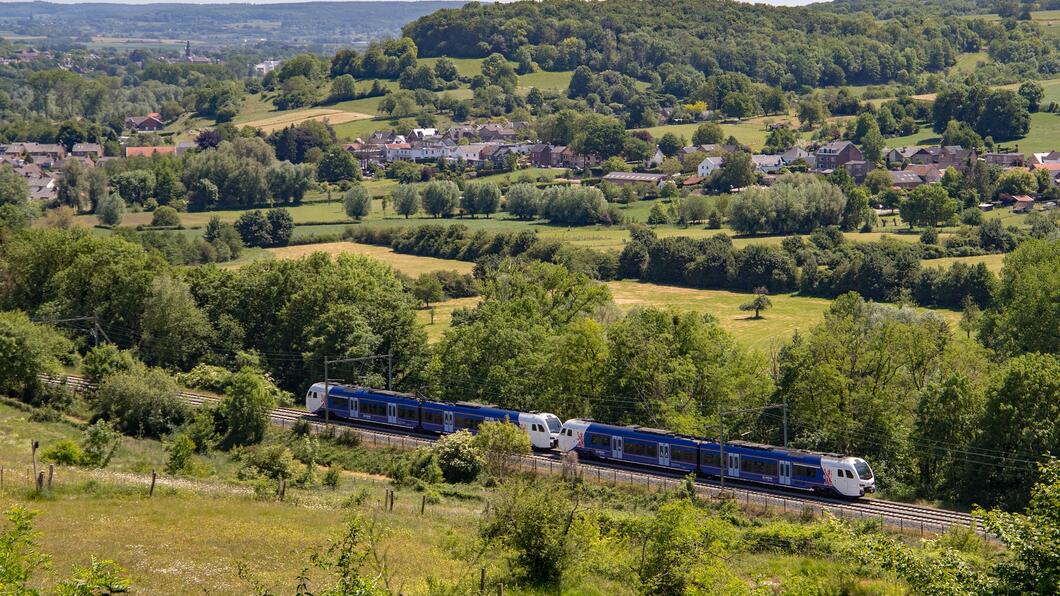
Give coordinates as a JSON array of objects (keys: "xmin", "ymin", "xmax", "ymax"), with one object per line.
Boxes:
[
  {"xmin": 887, "ymin": 171, "xmax": 923, "ymax": 184},
  {"xmin": 124, "ymin": 146, "xmax": 177, "ymax": 157},
  {"xmin": 817, "ymin": 140, "xmax": 855, "ymax": 154},
  {"xmin": 1033, "ymin": 162, "xmax": 1060, "ymax": 172},
  {"xmin": 1013, "ymin": 195, "xmax": 1035, "ymax": 203},
  {"xmin": 682, "ymin": 175, "xmax": 705, "ymax": 186},
  {"xmin": 601, "ymin": 172, "xmax": 668, "ymax": 183},
  {"xmin": 71, "ymin": 143, "xmax": 102, "ymax": 154}
]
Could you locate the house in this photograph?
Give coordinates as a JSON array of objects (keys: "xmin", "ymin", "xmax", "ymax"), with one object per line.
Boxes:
[
  {"xmin": 600, "ymin": 172, "xmax": 669, "ymax": 188},
  {"xmin": 452, "ymin": 143, "xmax": 488, "ymax": 164},
  {"xmin": 476, "ymin": 124, "xmax": 516, "ymax": 142},
  {"xmin": 254, "ymin": 60, "xmax": 281, "ymax": 76},
  {"xmin": 886, "ymin": 147, "xmax": 929, "ymax": 164},
  {"xmin": 697, "ymin": 156, "xmax": 726, "ymax": 178},
  {"xmin": 529, "ymin": 144, "xmax": 554, "ymax": 167},
  {"xmin": 70, "ymin": 143, "xmax": 102, "ymax": 159},
  {"xmin": 751, "ymin": 154, "xmax": 784, "ymax": 174},
  {"xmin": 886, "ymin": 145, "xmax": 975, "ymax": 170},
  {"xmin": 841, "ymin": 160, "xmax": 874, "ymax": 182},
  {"xmin": 903, "ymin": 164, "xmax": 945, "ymax": 184},
  {"xmin": 645, "ymin": 148, "xmax": 665, "ymax": 168},
  {"xmin": 682, "ymin": 175, "xmax": 705, "ymax": 187},
  {"xmin": 125, "ymin": 115, "xmax": 164, "ymax": 132},
  {"xmin": 779, "ymin": 147, "xmax": 813, "ymax": 168},
  {"xmin": 886, "ymin": 170, "xmax": 924, "ymax": 190},
  {"xmin": 528, "ymin": 144, "xmax": 596, "ymax": 169},
  {"xmin": 409, "ymin": 128, "xmax": 439, "ymax": 141},
  {"xmin": 124, "ymin": 146, "xmax": 177, "ymax": 158},
  {"xmin": 814, "ymin": 141, "xmax": 863, "ymax": 172},
  {"xmin": 984, "ymin": 152, "xmax": 1026, "ymax": 167},
  {"xmin": 1030, "ymin": 162, "xmax": 1060, "ymax": 185},
  {"xmin": 1032, "ymin": 151, "xmax": 1060, "ymax": 165},
  {"xmin": 1012, "ymin": 195, "xmax": 1035, "ymax": 213}
]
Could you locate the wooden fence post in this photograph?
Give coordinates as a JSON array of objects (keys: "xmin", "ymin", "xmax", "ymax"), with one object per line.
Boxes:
[
  {"xmin": 47, "ymin": 464, "xmax": 53, "ymax": 490},
  {"xmin": 420, "ymin": 494, "xmax": 426, "ymax": 515},
  {"xmin": 149, "ymin": 470, "xmax": 157, "ymax": 497},
  {"xmin": 1, "ymin": 467, "xmax": 4, "ymax": 491},
  {"xmin": 35, "ymin": 471, "xmax": 44, "ymax": 493},
  {"xmin": 497, "ymin": 583, "xmax": 504, "ymax": 596},
  {"xmin": 31, "ymin": 440, "xmax": 39, "ymax": 485},
  {"xmin": 479, "ymin": 568, "xmax": 486, "ymax": 594}
]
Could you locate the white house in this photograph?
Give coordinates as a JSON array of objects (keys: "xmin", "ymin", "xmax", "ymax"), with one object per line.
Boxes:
[
  {"xmin": 254, "ymin": 60, "xmax": 281, "ymax": 76},
  {"xmin": 751, "ymin": 154, "xmax": 784, "ymax": 174},
  {"xmin": 697, "ymin": 156, "xmax": 725, "ymax": 178}
]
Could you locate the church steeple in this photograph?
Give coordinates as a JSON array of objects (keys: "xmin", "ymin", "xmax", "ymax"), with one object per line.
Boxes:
[{"xmin": 185, "ymin": 40, "xmax": 191, "ymax": 60}]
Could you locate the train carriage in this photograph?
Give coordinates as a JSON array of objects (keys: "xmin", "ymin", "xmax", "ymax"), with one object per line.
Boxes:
[{"xmin": 559, "ymin": 419, "xmax": 702, "ymax": 474}]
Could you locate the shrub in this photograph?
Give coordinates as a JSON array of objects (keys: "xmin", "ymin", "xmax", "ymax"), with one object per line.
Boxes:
[
  {"xmin": 150, "ymin": 206, "xmax": 181, "ymax": 227},
  {"xmin": 433, "ymin": 431, "xmax": 484, "ymax": 483},
  {"xmin": 165, "ymin": 433, "xmax": 196, "ymax": 475},
  {"xmin": 323, "ymin": 465, "xmax": 341, "ymax": 489},
  {"xmin": 82, "ymin": 344, "xmax": 139, "ymax": 385},
  {"xmin": 473, "ymin": 420, "xmax": 532, "ymax": 478},
  {"xmin": 41, "ymin": 439, "xmax": 83, "ymax": 466},
  {"xmin": 390, "ymin": 446, "xmax": 444, "ymax": 486},
  {"xmin": 219, "ymin": 368, "xmax": 277, "ymax": 447},
  {"xmin": 80, "ymin": 420, "xmax": 122, "ymax": 468},
  {"xmin": 95, "ymin": 369, "xmax": 189, "ymax": 438},
  {"xmin": 238, "ymin": 444, "xmax": 296, "ymax": 481}
]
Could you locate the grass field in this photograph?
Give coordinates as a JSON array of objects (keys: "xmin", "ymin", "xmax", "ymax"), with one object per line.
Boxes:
[
  {"xmin": 607, "ymin": 281, "xmax": 831, "ymax": 351},
  {"xmin": 635, "ymin": 114, "xmax": 794, "ymax": 152},
  {"xmin": 239, "ymin": 108, "xmax": 373, "ymax": 133},
  {"xmin": 922, "ymin": 252, "xmax": 1008, "ymax": 273},
  {"xmin": 263, "ymin": 241, "xmax": 476, "ymax": 275}
]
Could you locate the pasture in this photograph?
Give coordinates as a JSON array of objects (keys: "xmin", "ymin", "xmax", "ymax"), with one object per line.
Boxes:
[
  {"xmin": 264, "ymin": 241, "xmax": 476, "ymax": 276},
  {"xmin": 238, "ymin": 108, "xmax": 373, "ymax": 134}
]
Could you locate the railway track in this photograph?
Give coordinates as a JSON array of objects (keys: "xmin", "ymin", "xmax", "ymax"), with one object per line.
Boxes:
[{"xmin": 43, "ymin": 374, "xmax": 984, "ymax": 536}]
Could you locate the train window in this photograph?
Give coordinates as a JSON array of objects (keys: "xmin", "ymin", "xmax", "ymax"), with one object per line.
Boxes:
[
  {"xmin": 328, "ymin": 396, "xmax": 349, "ymax": 410},
  {"xmin": 624, "ymin": 441, "xmax": 657, "ymax": 458},
  {"xmin": 360, "ymin": 401, "xmax": 386, "ymax": 416},
  {"xmin": 793, "ymin": 465, "xmax": 818, "ymax": 479},
  {"xmin": 588, "ymin": 434, "xmax": 609, "ymax": 448},
  {"xmin": 740, "ymin": 457, "xmax": 778, "ymax": 476},
  {"xmin": 456, "ymin": 415, "xmax": 481, "ymax": 430},
  {"xmin": 853, "ymin": 460, "xmax": 873, "ymax": 480},
  {"xmin": 423, "ymin": 410, "xmax": 443, "ymax": 425},
  {"xmin": 397, "ymin": 406, "xmax": 417, "ymax": 420},
  {"xmin": 671, "ymin": 447, "xmax": 696, "ymax": 463},
  {"xmin": 701, "ymin": 451, "xmax": 721, "ymax": 468}
]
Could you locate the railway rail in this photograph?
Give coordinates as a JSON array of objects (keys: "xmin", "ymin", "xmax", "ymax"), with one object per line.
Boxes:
[{"xmin": 43, "ymin": 374, "xmax": 984, "ymax": 537}]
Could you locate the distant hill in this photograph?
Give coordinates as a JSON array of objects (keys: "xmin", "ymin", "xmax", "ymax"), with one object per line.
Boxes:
[{"xmin": 0, "ymin": 1, "xmax": 466, "ymax": 47}]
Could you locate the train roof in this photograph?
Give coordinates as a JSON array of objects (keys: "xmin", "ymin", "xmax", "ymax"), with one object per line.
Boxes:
[
  {"xmin": 582, "ymin": 420, "xmax": 703, "ymax": 444},
  {"xmin": 326, "ymin": 384, "xmax": 420, "ymax": 400},
  {"xmin": 723, "ymin": 440, "xmax": 850, "ymax": 460}
]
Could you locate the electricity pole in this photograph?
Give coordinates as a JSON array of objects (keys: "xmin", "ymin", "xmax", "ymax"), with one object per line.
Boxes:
[
  {"xmin": 321, "ymin": 353, "xmax": 394, "ymax": 423},
  {"xmin": 717, "ymin": 401, "xmax": 791, "ymax": 492}
]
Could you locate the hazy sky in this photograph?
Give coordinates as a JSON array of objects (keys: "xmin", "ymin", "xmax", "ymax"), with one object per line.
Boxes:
[{"xmin": 0, "ymin": 0, "xmax": 826, "ymax": 5}]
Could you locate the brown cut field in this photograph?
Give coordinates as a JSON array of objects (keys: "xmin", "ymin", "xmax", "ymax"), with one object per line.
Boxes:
[
  {"xmin": 266, "ymin": 242, "xmax": 475, "ymax": 276},
  {"xmin": 241, "ymin": 109, "xmax": 374, "ymax": 133}
]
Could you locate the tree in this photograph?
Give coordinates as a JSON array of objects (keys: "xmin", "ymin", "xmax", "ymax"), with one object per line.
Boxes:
[
  {"xmin": 711, "ymin": 151, "xmax": 757, "ymax": 193},
  {"xmin": 56, "ymin": 158, "xmax": 89, "ymax": 211},
  {"xmin": 762, "ymin": 126, "xmax": 797, "ymax": 154},
  {"xmin": 473, "ymin": 419, "xmax": 531, "ymax": 478},
  {"xmin": 797, "ymin": 98, "xmax": 828, "ymax": 129},
  {"xmin": 0, "ymin": 312, "xmax": 73, "ymax": 403},
  {"xmin": 692, "ymin": 122, "xmax": 724, "ymax": 146},
  {"xmin": 343, "ymin": 184, "xmax": 372, "ymax": 220},
  {"xmin": 421, "ymin": 180, "xmax": 459, "ymax": 217},
  {"xmin": 980, "ymin": 239, "xmax": 1060, "ymax": 356},
  {"xmin": 462, "ymin": 182, "xmax": 501, "ymax": 218},
  {"xmin": 317, "ymin": 146, "xmax": 360, "ymax": 183},
  {"xmin": 391, "ymin": 184, "xmax": 420, "ymax": 218},
  {"xmin": 267, "ymin": 208, "xmax": 294, "ymax": 246},
  {"xmin": 95, "ymin": 193, "xmax": 125, "ymax": 226},
  {"xmin": 861, "ymin": 125, "xmax": 885, "ymax": 163},
  {"xmin": 234, "ymin": 210, "xmax": 272, "ymax": 247},
  {"xmin": 505, "ymin": 183, "xmax": 540, "ymax": 220},
  {"xmin": 140, "ymin": 275, "xmax": 213, "ymax": 368},
  {"xmin": 96, "ymin": 368, "xmax": 190, "ymax": 438},
  {"xmin": 963, "ymin": 354, "xmax": 1060, "ymax": 509},
  {"xmin": 220, "ymin": 368, "xmax": 277, "ymax": 447},
  {"xmin": 82, "ymin": 344, "xmax": 138, "ymax": 385},
  {"xmin": 864, "ymin": 169, "xmax": 893, "ymax": 195},
  {"xmin": 434, "ymin": 56, "xmax": 459, "ymax": 82},
  {"xmin": 573, "ymin": 114, "xmax": 627, "ymax": 158},
  {"xmin": 979, "ymin": 458, "xmax": 1060, "ymax": 594},
  {"xmin": 600, "ymin": 156, "xmax": 631, "ymax": 174},
  {"xmin": 150, "ymin": 205, "xmax": 181, "ymax": 227},
  {"xmin": 899, "ymin": 184, "xmax": 958, "ymax": 228},
  {"xmin": 110, "ymin": 170, "xmax": 155, "ymax": 205},
  {"xmin": 481, "ymin": 53, "xmax": 518, "ymax": 93},
  {"xmin": 0, "ymin": 164, "xmax": 29, "ymax": 209},
  {"xmin": 995, "ymin": 168, "xmax": 1037, "ymax": 197},
  {"xmin": 739, "ymin": 287, "xmax": 772, "ymax": 318},
  {"xmin": 267, "ymin": 161, "xmax": 315, "ymax": 203},
  {"xmin": 1018, "ymin": 80, "xmax": 1044, "ymax": 112},
  {"xmin": 657, "ymin": 132, "xmax": 684, "ymax": 157},
  {"xmin": 412, "ymin": 274, "xmax": 444, "ymax": 307},
  {"xmin": 329, "ymin": 74, "xmax": 357, "ymax": 102}
]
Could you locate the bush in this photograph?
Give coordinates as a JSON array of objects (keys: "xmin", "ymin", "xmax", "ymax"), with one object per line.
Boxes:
[
  {"xmin": 390, "ymin": 446, "xmax": 444, "ymax": 486},
  {"xmin": 165, "ymin": 433, "xmax": 196, "ymax": 475},
  {"xmin": 82, "ymin": 344, "xmax": 139, "ymax": 386},
  {"xmin": 238, "ymin": 444, "xmax": 296, "ymax": 481},
  {"xmin": 433, "ymin": 431, "xmax": 484, "ymax": 483},
  {"xmin": 473, "ymin": 420, "xmax": 532, "ymax": 478},
  {"xmin": 219, "ymin": 368, "xmax": 277, "ymax": 447},
  {"xmin": 95, "ymin": 368, "xmax": 190, "ymax": 438},
  {"xmin": 80, "ymin": 420, "xmax": 122, "ymax": 468},
  {"xmin": 41, "ymin": 439, "xmax": 83, "ymax": 466},
  {"xmin": 323, "ymin": 465, "xmax": 341, "ymax": 489},
  {"xmin": 150, "ymin": 206, "xmax": 181, "ymax": 227}
]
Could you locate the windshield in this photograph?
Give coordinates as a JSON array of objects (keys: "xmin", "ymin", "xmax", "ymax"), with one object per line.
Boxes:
[
  {"xmin": 545, "ymin": 416, "xmax": 561, "ymax": 433},
  {"xmin": 853, "ymin": 460, "xmax": 873, "ymax": 480}
]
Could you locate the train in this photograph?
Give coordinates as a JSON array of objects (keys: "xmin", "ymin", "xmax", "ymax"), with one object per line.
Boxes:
[{"xmin": 306, "ymin": 383, "xmax": 876, "ymax": 498}]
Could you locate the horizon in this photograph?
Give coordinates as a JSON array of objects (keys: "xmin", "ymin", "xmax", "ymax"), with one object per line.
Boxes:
[{"xmin": 0, "ymin": 0, "xmax": 824, "ymax": 5}]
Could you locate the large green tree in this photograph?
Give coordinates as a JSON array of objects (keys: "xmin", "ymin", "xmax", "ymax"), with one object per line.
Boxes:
[{"xmin": 980, "ymin": 239, "xmax": 1060, "ymax": 356}]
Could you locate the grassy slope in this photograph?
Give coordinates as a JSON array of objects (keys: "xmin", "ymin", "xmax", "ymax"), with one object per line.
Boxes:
[{"xmin": 0, "ymin": 401, "xmax": 916, "ymax": 595}]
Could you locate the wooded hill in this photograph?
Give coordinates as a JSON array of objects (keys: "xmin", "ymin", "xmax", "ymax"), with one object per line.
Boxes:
[{"xmin": 403, "ymin": 0, "xmax": 1056, "ymax": 88}]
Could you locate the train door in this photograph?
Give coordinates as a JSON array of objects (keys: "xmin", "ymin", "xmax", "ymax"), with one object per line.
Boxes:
[
  {"xmin": 386, "ymin": 403, "xmax": 398, "ymax": 425},
  {"xmin": 351, "ymin": 398, "xmax": 359, "ymax": 418},
  {"xmin": 658, "ymin": 443, "xmax": 670, "ymax": 467},
  {"xmin": 727, "ymin": 453, "xmax": 740, "ymax": 478},
  {"xmin": 778, "ymin": 461, "xmax": 791, "ymax": 485},
  {"xmin": 443, "ymin": 411, "xmax": 455, "ymax": 433},
  {"xmin": 610, "ymin": 436, "xmax": 623, "ymax": 459}
]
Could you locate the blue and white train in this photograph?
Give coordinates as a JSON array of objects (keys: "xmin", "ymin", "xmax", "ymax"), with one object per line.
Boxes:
[
  {"xmin": 305, "ymin": 383, "xmax": 876, "ymax": 498},
  {"xmin": 305, "ymin": 383, "xmax": 562, "ymax": 449},
  {"xmin": 558, "ymin": 419, "xmax": 875, "ymax": 498}
]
